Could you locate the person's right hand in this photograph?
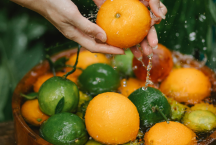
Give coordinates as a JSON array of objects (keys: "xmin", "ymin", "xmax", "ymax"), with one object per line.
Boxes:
[{"xmin": 11, "ymin": 0, "xmax": 125, "ymax": 54}]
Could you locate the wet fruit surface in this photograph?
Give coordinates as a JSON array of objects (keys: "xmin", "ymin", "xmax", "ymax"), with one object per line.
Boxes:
[
  {"xmin": 40, "ymin": 112, "xmax": 88, "ymax": 145},
  {"xmin": 160, "ymin": 67, "xmax": 211, "ymax": 104},
  {"xmin": 132, "ymin": 44, "xmax": 173, "ymax": 82},
  {"xmin": 38, "ymin": 76, "xmax": 79, "ymax": 116},
  {"xmin": 78, "ymin": 63, "xmax": 120, "ymax": 96},
  {"xmin": 128, "ymin": 87, "xmax": 171, "ymax": 128},
  {"xmin": 85, "ymin": 92, "xmax": 139, "ymax": 144}
]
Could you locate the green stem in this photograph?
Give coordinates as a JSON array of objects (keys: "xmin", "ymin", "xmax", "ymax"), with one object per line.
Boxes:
[
  {"xmin": 46, "ymin": 55, "xmax": 56, "ymax": 76},
  {"xmin": 64, "ymin": 45, "xmax": 81, "ymax": 79},
  {"xmin": 154, "ymin": 106, "xmax": 169, "ymax": 124}
]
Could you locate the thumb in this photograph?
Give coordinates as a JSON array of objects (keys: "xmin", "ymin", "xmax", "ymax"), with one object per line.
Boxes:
[{"xmin": 71, "ymin": 13, "xmax": 107, "ymax": 42}]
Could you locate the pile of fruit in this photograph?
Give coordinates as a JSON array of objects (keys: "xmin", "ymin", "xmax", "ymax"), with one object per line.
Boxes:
[{"xmin": 20, "ymin": 43, "xmax": 216, "ymax": 145}]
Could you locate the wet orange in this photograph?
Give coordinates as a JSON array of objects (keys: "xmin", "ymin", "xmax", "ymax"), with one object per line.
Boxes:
[
  {"xmin": 85, "ymin": 92, "xmax": 139, "ymax": 144},
  {"xmin": 144, "ymin": 121, "xmax": 197, "ymax": 145},
  {"xmin": 21, "ymin": 99, "xmax": 49, "ymax": 126},
  {"xmin": 133, "ymin": 44, "xmax": 173, "ymax": 82},
  {"xmin": 33, "ymin": 72, "xmax": 77, "ymax": 92},
  {"xmin": 96, "ymin": 0, "xmax": 151, "ymax": 48},
  {"xmin": 160, "ymin": 68, "xmax": 211, "ymax": 104},
  {"xmin": 118, "ymin": 78, "xmax": 158, "ymax": 97},
  {"xmin": 65, "ymin": 50, "xmax": 110, "ymax": 77}
]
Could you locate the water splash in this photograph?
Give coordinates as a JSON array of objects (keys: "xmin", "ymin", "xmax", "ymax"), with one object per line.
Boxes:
[{"xmin": 143, "ymin": 53, "xmax": 154, "ymax": 89}]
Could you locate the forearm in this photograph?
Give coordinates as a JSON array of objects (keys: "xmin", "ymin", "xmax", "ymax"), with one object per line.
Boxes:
[{"xmin": 10, "ymin": 0, "xmax": 49, "ymax": 17}]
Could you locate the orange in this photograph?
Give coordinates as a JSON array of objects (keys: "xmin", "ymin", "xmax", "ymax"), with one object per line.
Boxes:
[
  {"xmin": 33, "ymin": 72, "xmax": 77, "ymax": 92},
  {"xmin": 56, "ymin": 72, "xmax": 77, "ymax": 84},
  {"xmin": 21, "ymin": 99, "xmax": 49, "ymax": 126},
  {"xmin": 160, "ymin": 68, "xmax": 211, "ymax": 104},
  {"xmin": 33, "ymin": 73, "xmax": 53, "ymax": 92},
  {"xmin": 96, "ymin": 0, "xmax": 151, "ymax": 48},
  {"xmin": 65, "ymin": 50, "xmax": 110, "ymax": 77},
  {"xmin": 85, "ymin": 92, "xmax": 140, "ymax": 144},
  {"xmin": 144, "ymin": 121, "xmax": 197, "ymax": 145},
  {"xmin": 118, "ymin": 78, "xmax": 158, "ymax": 97}
]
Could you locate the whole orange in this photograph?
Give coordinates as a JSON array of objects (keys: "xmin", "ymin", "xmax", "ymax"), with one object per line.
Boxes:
[
  {"xmin": 85, "ymin": 92, "xmax": 139, "ymax": 144},
  {"xmin": 160, "ymin": 68, "xmax": 211, "ymax": 104},
  {"xmin": 66, "ymin": 50, "xmax": 110, "ymax": 77},
  {"xmin": 21, "ymin": 99, "xmax": 49, "ymax": 126},
  {"xmin": 144, "ymin": 121, "xmax": 197, "ymax": 145},
  {"xmin": 96, "ymin": 0, "xmax": 151, "ymax": 48}
]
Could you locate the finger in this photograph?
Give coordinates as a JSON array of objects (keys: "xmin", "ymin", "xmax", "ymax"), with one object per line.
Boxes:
[
  {"xmin": 139, "ymin": 0, "xmax": 149, "ymax": 7},
  {"xmin": 147, "ymin": 26, "xmax": 158, "ymax": 48},
  {"xmin": 149, "ymin": 0, "xmax": 167, "ymax": 19},
  {"xmin": 150, "ymin": 11, "xmax": 162, "ymax": 25},
  {"xmin": 69, "ymin": 12, "xmax": 107, "ymax": 43},
  {"xmin": 130, "ymin": 46, "xmax": 143, "ymax": 59},
  {"xmin": 93, "ymin": 0, "xmax": 106, "ymax": 7},
  {"xmin": 65, "ymin": 27, "xmax": 124, "ymax": 54},
  {"xmin": 140, "ymin": 39, "xmax": 153, "ymax": 56}
]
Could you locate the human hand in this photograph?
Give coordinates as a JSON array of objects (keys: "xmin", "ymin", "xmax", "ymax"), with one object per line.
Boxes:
[
  {"xmin": 11, "ymin": 0, "xmax": 124, "ymax": 54},
  {"xmin": 94, "ymin": 0, "xmax": 167, "ymax": 57},
  {"xmin": 129, "ymin": 0, "xmax": 167, "ymax": 58}
]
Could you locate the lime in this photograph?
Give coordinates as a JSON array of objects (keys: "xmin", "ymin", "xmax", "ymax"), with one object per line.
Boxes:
[
  {"xmin": 78, "ymin": 63, "xmax": 120, "ymax": 96},
  {"xmin": 38, "ymin": 76, "xmax": 79, "ymax": 116},
  {"xmin": 128, "ymin": 87, "xmax": 171, "ymax": 128},
  {"xmin": 182, "ymin": 110, "xmax": 216, "ymax": 132},
  {"xmin": 111, "ymin": 49, "xmax": 134, "ymax": 76},
  {"xmin": 40, "ymin": 112, "xmax": 88, "ymax": 145}
]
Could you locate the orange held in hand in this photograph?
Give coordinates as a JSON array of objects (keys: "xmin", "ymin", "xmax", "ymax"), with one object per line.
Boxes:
[
  {"xmin": 85, "ymin": 92, "xmax": 140, "ymax": 144},
  {"xmin": 96, "ymin": 0, "xmax": 151, "ymax": 48}
]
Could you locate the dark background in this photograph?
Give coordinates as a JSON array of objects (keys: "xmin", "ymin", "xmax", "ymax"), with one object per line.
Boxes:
[{"xmin": 0, "ymin": 0, "xmax": 215, "ymax": 122}]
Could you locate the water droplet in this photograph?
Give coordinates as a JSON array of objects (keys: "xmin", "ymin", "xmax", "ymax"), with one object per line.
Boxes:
[
  {"xmin": 185, "ymin": 21, "xmax": 187, "ymax": 23},
  {"xmin": 189, "ymin": 32, "xmax": 196, "ymax": 41},
  {"xmin": 199, "ymin": 14, "xmax": 206, "ymax": 22},
  {"xmin": 203, "ymin": 47, "xmax": 207, "ymax": 50},
  {"xmin": 202, "ymin": 39, "xmax": 205, "ymax": 43},
  {"xmin": 176, "ymin": 33, "xmax": 179, "ymax": 37}
]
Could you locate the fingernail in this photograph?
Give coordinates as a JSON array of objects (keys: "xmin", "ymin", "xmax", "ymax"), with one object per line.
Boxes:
[
  {"xmin": 152, "ymin": 45, "xmax": 158, "ymax": 50},
  {"xmin": 96, "ymin": 33, "xmax": 107, "ymax": 42},
  {"xmin": 160, "ymin": 14, "xmax": 166, "ymax": 19}
]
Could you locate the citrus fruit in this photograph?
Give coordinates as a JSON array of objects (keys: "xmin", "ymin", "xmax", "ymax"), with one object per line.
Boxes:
[
  {"xmin": 38, "ymin": 76, "xmax": 79, "ymax": 116},
  {"xmin": 111, "ymin": 49, "xmax": 134, "ymax": 76},
  {"xmin": 132, "ymin": 44, "xmax": 173, "ymax": 82},
  {"xmin": 85, "ymin": 140, "xmax": 103, "ymax": 145},
  {"xmin": 166, "ymin": 97, "xmax": 189, "ymax": 121},
  {"xmin": 128, "ymin": 87, "xmax": 171, "ymax": 128},
  {"xmin": 78, "ymin": 63, "xmax": 120, "ymax": 96},
  {"xmin": 118, "ymin": 78, "xmax": 145, "ymax": 97},
  {"xmin": 96, "ymin": 0, "xmax": 151, "ymax": 48},
  {"xmin": 191, "ymin": 102, "xmax": 216, "ymax": 115},
  {"xmin": 40, "ymin": 112, "xmax": 88, "ymax": 145},
  {"xmin": 33, "ymin": 73, "xmax": 54, "ymax": 92},
  {"xmin": 66, "ymin": 50, "xmax": 110, "ymax": 77},
  {"xmin": 21, "ymin": 99, "xmax": 49, "ymax": 126},
  {"xmin": 182, "ymin": 110, "xmax": 216, "ymax": 132},
  {"xmin": 144, "ymin": 121, "xmax": 197, "ymax": 145},
  {"xmin": 33, "ymin": 72, "xmax": 77, "ymax": 93},
  {"xmin": 85, "ymin": 92, "xmax": 140, "ymax": 144},
  {"xmin": 160, "ymin": 67, "xmax": 211, "ymax": 104}
]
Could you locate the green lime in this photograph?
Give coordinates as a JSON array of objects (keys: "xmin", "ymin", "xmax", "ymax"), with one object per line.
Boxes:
[
  {"xmin": 38, "ymin": 76, "xmax": 79, "ymax": 116},
  {"xmin": 128, "ymin": 87, "xmax": 171, "ymax": 128},
  {"xmin": 40, "ymin": 112, "xmax": 88, "ymax": 145},
  {"xmin": 167, "ymin": 97, "xmax": 189, "ymax": 121},
  {"xmin": 111, "ymin": 49, "xmax": 134, "ymax": 76},
  {"xmin": 85, "ymin": 139, "xmax": 103, "ymax": 145},
  {"xmin": 78, "ymin": 63, "xmax": 120, "ymax": 96},
  {"xmin": 182, "ymin": 110, "xmax": 216, "ymax": 132}
]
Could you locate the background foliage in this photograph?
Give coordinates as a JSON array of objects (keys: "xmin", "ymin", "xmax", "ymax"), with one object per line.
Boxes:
[{"xmin": 0, "ymin": 0, "xmax": 215, "ymax": 122}]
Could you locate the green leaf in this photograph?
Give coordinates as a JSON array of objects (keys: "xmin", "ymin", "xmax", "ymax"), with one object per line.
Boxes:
[
  {"xmin": 209, "ymin": 0, "xmax": 216, "ymax": 24},
  {"xmin": 20, "ymin": 92, "xmax": 38, "ymax": 100},
  {"xmin": 0, "ymin": 66, "xmax": 10, "ymax": 122},
  {"xmin": 54, "ymin": 57, "xmax": 69, "ymax": 71},
  {"xmin": 55, "ymin": 97, "xmax": 65, "ymax": 114}
]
